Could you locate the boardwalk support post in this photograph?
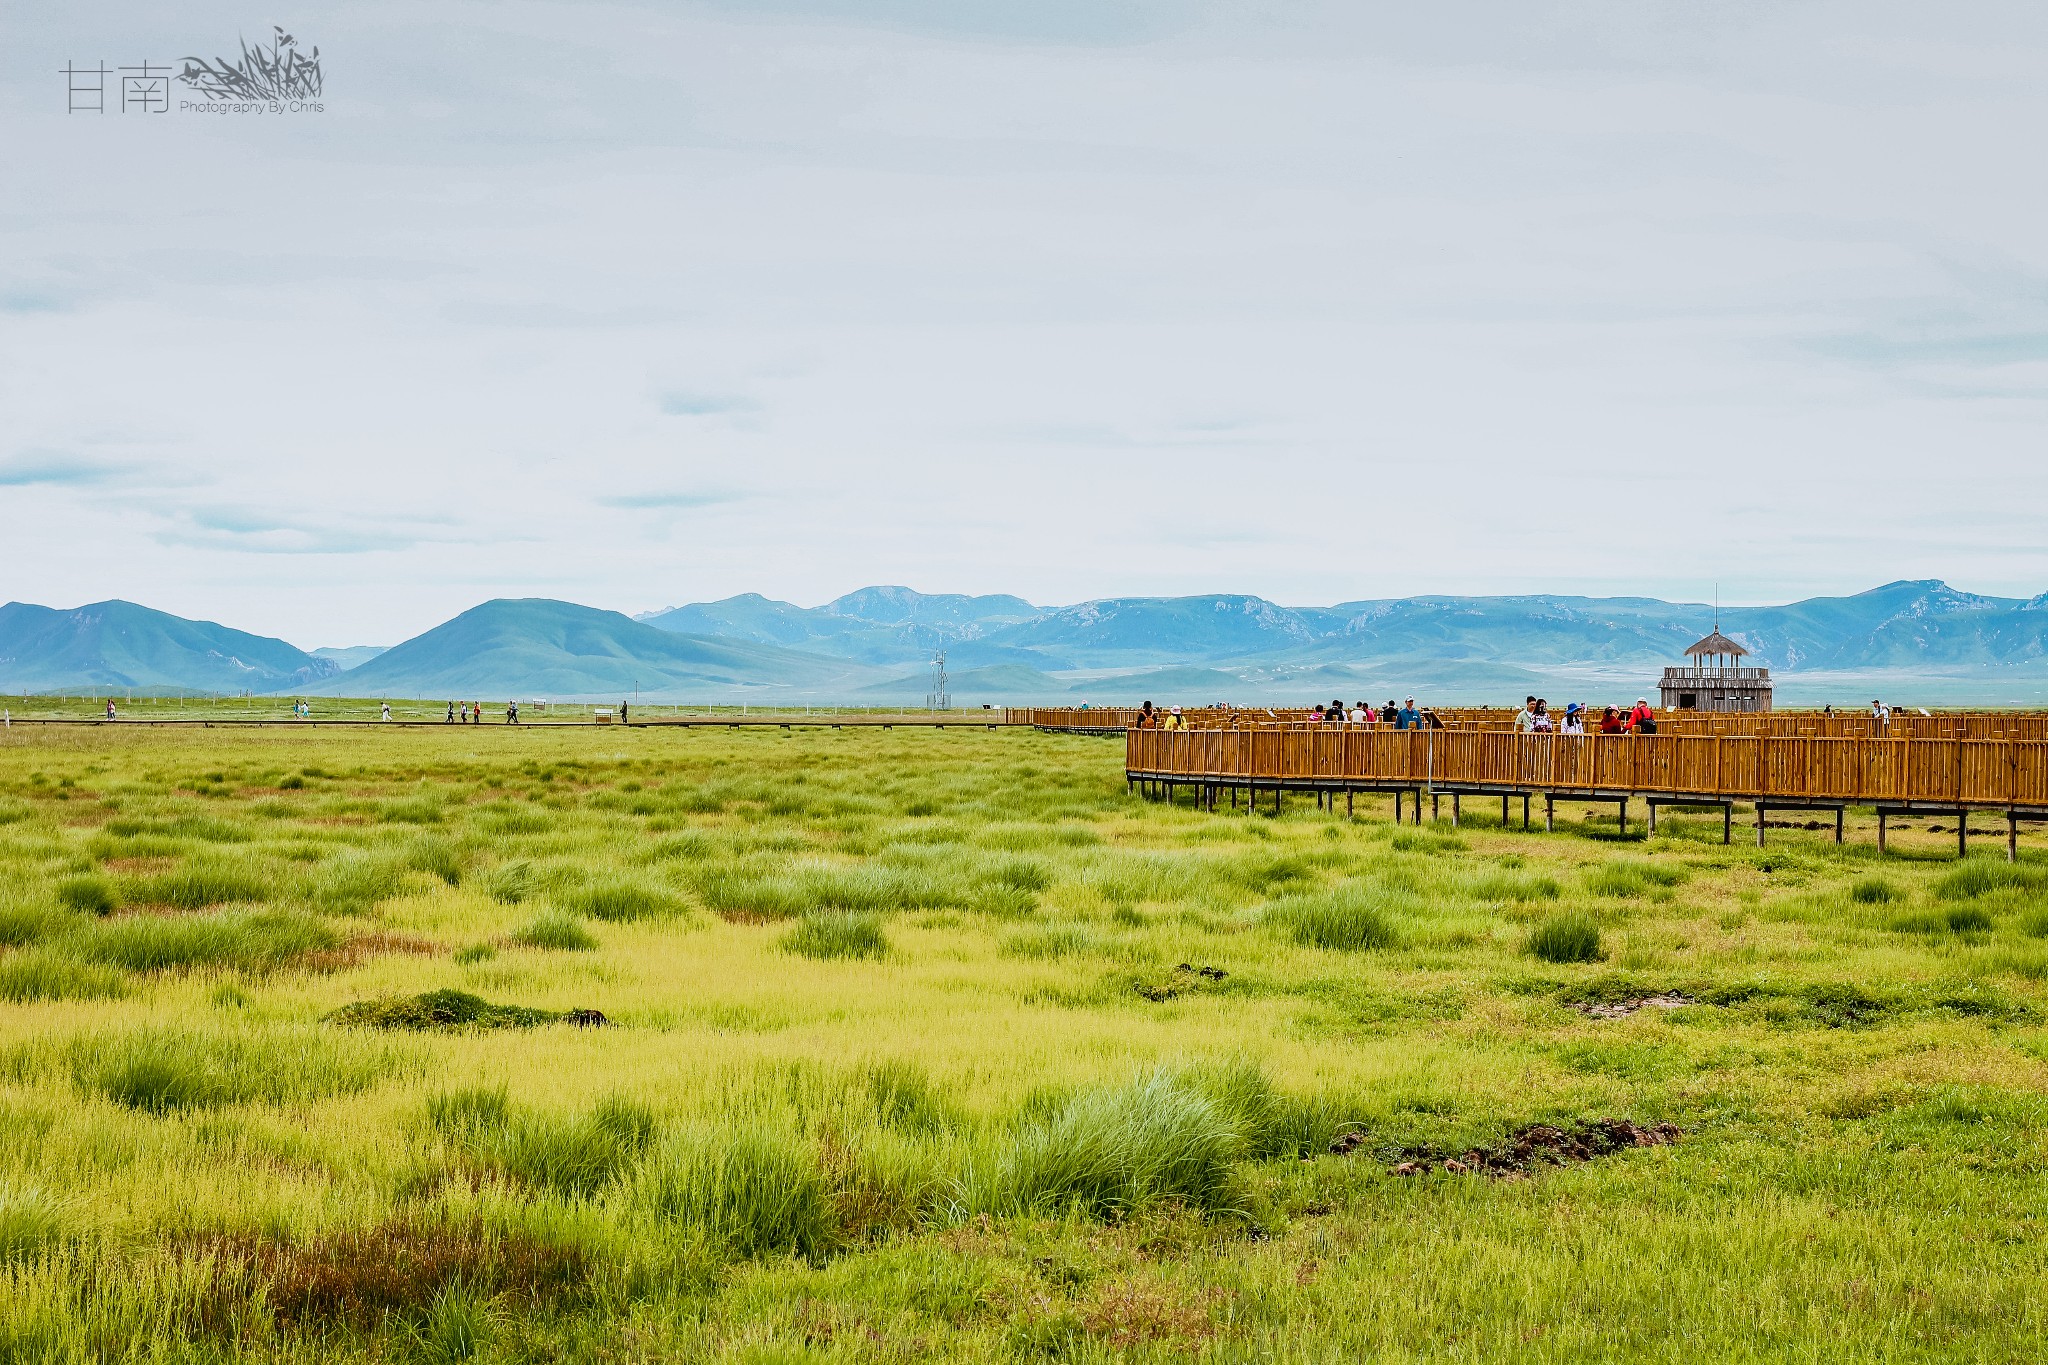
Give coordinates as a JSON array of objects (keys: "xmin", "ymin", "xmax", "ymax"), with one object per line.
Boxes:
[
  {"xmin": 2010, "ymin": 811, "xmax": 2019, "ymax": 863},
  {"xmin": 1723, "ymin": 804, "xmax": 1732, "ymax": 845},
  {"xmin": 1346, "ymin": 790, "xmax": 1354, "ymax": 817},
  {"xmin": 1618, "ymin": 799, "xmax": 1627, "ymax": 838},
  {"xmin": 1958, "ymin": 811, "xmax": 1966, "ymax": 859},
  {"xmin": 1835, "ymin": 808, "xmax": 1844, "ymax": 844},
  {"xmin": 1523, "ymin": 795, "xmax": 1530, "ymax": 830},
  {"xmin": 1544, "ymin": 795, "xmax": 1553, "ymax": 833},
  {"xmin": 1648, "ymin": 802, "xmax": 1657, "ymax": 837},
  {"xmin": 1877, "ymin": 810, "xmax": 1887, "ymax": 854},
  {"xmin": 1432, "ymin": 792, "xmax": 1440, "ymax": 822},
  {"xmin": 1502, "ymin": 795, "xmax": 1510, "ymax": 827},
  {"xmin": 1757, "ymin": 803, "xmax": 1766, "ymax": 848},
  {"xmin": 1453, "ymin": 794, "xmax": 1461, "ymax": 827}
]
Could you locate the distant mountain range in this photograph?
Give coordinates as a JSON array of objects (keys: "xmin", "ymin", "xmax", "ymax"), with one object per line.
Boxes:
[
  {"xmin": 6, "ymin": 581, "xmax": 2048, "ymax": 704},
  {"xmin": 0, "ymin": 600, "xmax": 339, "ymax": 694}
]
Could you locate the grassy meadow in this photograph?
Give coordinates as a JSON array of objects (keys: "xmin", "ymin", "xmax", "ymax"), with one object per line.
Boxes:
[{"xmin": 0, "ymin": 722, "xmax": 2044, "ymax": 1361}]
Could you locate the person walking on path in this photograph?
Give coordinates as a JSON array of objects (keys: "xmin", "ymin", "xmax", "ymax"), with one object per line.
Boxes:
[
  {"xmin": 508, "ymin": 700, "xmax": 519, "ymax": 724},
  {"xmin": 446, "ymin": 701, "xmax": 455, "ymax": 723},
  {"xmin": 621, "ymin": 700, "xmax": 630, "ymax": 726},
  {"xmin": 1561, "ymin": 702, "xmax": 1585, "ymax": 735},
  {"xmin": 381, "ymin": 702, "xmax": 392, "ymax": 721},
  {"xmin": 1531, "ymin": 699, "xmax": 1554, "ymax": 733},
  {"xmin": 1628, "ymin": 697, "xmax": 1658, "ymax": 733},
  {"xmin": 1599, "ymin": 705, "xmax": 1625, "ymax": 734},
  {"xmin": 1514, "ymin": 696, "xmax": 1537, "ymax": 733},
  {"xmin": 1399, "ymin": 697, "xmax": 1421, "ymax": 730},
  {"xmin": 105, "ymin": 699, "xmax": 116, "ymax": 721}
]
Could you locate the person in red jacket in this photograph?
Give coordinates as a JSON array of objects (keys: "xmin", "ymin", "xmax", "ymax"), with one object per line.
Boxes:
[
  {"xmin": 1599, "ymin": 706, "xmax": 1625, "ymax": 735},
  {"xmin": 1627, "ymin": 697, "xmax": 1658, "ymax": 733}
]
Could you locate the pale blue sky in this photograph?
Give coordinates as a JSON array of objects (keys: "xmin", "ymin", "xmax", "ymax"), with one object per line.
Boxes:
[{"xmin": 3, "ymin": 0, "xmax": 2046, "ymax": 646}]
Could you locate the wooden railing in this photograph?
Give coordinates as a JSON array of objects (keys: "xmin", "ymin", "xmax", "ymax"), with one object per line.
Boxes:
[
  {"xmin": 1126, "ymin": 728, "xmax": 2048, "ymax": 809},
  {"xmin": 1023, "ymin": 706, "xmax": 2048, "ymax": 741}
]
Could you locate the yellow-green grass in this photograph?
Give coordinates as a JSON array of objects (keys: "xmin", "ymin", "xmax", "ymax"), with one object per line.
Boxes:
[{"xmin": 0, "ymin": 724, "xmax": 2043, "ymax": 1361}]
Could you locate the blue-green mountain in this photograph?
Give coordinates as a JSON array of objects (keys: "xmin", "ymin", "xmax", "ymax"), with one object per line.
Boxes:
[
  {"xmin": 304, "ymin": 599, "xmax": 877, "ymax": 698},
  {"xmin": 638, "ymin": 587, "xmax": 1050, "ymax": 667},
  {"xmin": 0, "ymin": 600, "xmax": 336, "ymax": 694}
]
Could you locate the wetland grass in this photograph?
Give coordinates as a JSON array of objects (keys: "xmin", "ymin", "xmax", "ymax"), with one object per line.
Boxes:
[{"xmin": 0, "ymin": 722, "xmax": 2039, "ymax": 1359}]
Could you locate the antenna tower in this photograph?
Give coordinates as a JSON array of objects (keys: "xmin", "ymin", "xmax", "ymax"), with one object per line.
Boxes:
[{"xmin": 925, "ymin": 650, "xmax": 950, "ymax": 711}]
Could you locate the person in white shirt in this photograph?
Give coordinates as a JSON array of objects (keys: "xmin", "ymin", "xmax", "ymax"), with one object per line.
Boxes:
[{"xmin": 1514, "ymin": 696, "xmax": 1537, "ymax": 733}]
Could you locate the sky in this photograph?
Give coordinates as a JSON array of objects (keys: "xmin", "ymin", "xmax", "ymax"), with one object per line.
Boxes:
[{"xmin": 3, "ymin": 0, "xmax": 2047, "ymax": 649}]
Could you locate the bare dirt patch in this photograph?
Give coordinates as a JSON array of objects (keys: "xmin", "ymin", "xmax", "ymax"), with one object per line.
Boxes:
[
  {"xmin": 1569, "ymin": 992, "xmax": 1696, "ymax": 1020},
  {"xmin": 1329, "ymin": 1118, "xmax": 1681, "ymax": 1176},
  {"xmin": 303, "ymin": 931, "xmax": 440, "ymax": 973}
]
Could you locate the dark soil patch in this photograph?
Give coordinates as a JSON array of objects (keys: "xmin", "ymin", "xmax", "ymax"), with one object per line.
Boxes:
[
  {"xmin": 1333, "ymin": 1118, "xmax": 1680, "ymax": 1176},
  {"xmin": 1569, "ymin": 992, "xmax": 1696, "ymax": 1020},
  {"xmin": 1134, "ymin": 963, "xmax": 1229, "ymax": 1002},
  {"xmin": 326, "ymin": 988, "xmax": 572, "ymax": 1030}
]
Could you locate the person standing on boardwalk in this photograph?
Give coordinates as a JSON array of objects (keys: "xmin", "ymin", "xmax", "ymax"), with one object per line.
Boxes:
[
  {"xmin": 1561, "ymin": 703, "xmax": 1585, "ymax": 735},
  {"xmin": 446, "ymin": 701, "xmax": 455, "ymax": 723},
  {"xmin": 1137, "ymin": 701, "xmax": 1157, "ymax": 729},
  {"xmin": 105, "ymin": 699, "xmax": 116, "ymax": 721},
  {"xmin": 508, "ymin": 700, "xmax": 519, "ymax": 724},
  {"xmin": 1399, "ymin": 697, "xmax": 1420, "ymax": 730},
  {"xmin": 621, "ymin": 700, "xmax": 630, "ymax": 725},
  {"xmin": 1628, "ymin": 698, "xmax": 1658, "ymax": 733},
  {"xmin": 1514, "ymin": 696, "xmax": 1537, "ymax": 732}
]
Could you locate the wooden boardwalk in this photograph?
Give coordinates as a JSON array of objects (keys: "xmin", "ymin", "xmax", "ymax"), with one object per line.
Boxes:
[{"xmin": 1125, "ymin": 726, "xmax": 2048, "ymax": 857}]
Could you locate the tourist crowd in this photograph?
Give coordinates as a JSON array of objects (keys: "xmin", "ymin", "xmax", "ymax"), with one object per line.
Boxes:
[{"xmin": 1129, "ymin": 694, "xmax": 1670, "ymax": 733}]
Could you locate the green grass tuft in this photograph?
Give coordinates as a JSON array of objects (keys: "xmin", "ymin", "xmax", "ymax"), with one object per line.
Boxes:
[
  {"xmin": 1585, "ymin": 859, "xmax": 1687, "ymax": 898},
  {"xmin": 0, "ymin": 1181, "xmax": 65, "ymax": 1262},
  {"xmin": 67, "ymin": 909, "xmax": 336, "ymax": 974},
  {"xmin": 984, "ymin": 1070, "xmax": 1244, "ymax": 1218},
  {"xmin": 513, "ymin": 912, "xmax": 599, "ymax": 951},
  {"xmin": 634, "ymin": 1124, "xmax": 834, "ymax": 1260},
  {"xmin": 1264, "ymin": 884, "xmax": 1399, "ymax": 952},
  {"xmin": 0, "ymin": 953, "xmax": 127, "ymax": 1003},
  {"xmin": 54, "ymin": 875, "xmax": 117, "ymax": 915},
  {"xmin": 1528, "ymin": 914, "xmax": 1604, "ymax": 963},
  {"xmin": 53, "ymin": 1026, "xmax": 401, "ymax": 1112},
  {"xmin": 783, "ymin": 910, "xmax": 890, "ymax": 961},
  {"xmin": 562, "ymin": 877, "xmax": 683, "ymax": 923}
]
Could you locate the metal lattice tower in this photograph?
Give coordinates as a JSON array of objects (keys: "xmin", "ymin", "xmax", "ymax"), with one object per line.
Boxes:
[{"xmin": 925, "ymin": 650, "xmax": 950, "ymax": 710}]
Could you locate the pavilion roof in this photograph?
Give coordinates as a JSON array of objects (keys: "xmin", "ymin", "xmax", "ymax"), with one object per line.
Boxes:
[{"xmin": 1684, "ymin": 630, "xmax": 1749, "ymax": 658}]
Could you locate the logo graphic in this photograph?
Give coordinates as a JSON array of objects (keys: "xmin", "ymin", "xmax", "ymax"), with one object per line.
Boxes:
[
  {"xmin": 179, "ymin": 28, "xmax": 322, "ymax": 102},
  {"xmin": 63, "ymin": 26, "xmax": 324, "ymax": 114}
]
